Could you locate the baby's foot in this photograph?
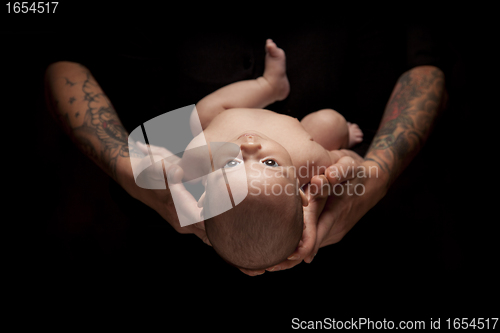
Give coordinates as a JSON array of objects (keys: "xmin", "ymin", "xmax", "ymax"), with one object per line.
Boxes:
[
  {"xmin": 263, "ymin": 39, "xmax": 290, "ymax": 101},
  {"xmin": 348, "ymin": 122, "xmax": 363, "ymax": 148}
]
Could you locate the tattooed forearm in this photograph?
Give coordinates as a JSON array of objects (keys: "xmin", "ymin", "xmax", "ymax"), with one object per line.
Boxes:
[
  {"xmin": 365, "ymin": 66, "xmax": 446, "ymax": 188},
  {"xmin": 64, "ymin": 77, "xmax": 76, "ymax": 86},
  {"xmin": 76, "ymin": 72, "xmax": 130, "ymax": 179},
  {"xmin": 45, "ymin": 62, "xmax": 131, "ymax": 181}
]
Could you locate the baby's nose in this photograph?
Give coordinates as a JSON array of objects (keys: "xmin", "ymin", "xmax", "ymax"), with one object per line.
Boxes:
[{"xmin": 240, "ymin": 141, "xmax": 262, "ymax": 153}]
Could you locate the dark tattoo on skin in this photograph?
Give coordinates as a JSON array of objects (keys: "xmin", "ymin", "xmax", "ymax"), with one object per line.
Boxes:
[
  {"xmin": 365, "ymin": 67, "xmax": 445, "ymax": 188},
  {"xmin": 54, "ymin": 71, "xmax": 133, "ymax": 180},
  {"xmin": 77, "ymin": 73, "xmax": 129, "ymax": 179},
  {"xmin": 64, "ymin": 77, "xmax": 75, "ymax": 86},
  {"xmin": 78, "ymin": 135, "xmax": 99, "ymax": 161}
]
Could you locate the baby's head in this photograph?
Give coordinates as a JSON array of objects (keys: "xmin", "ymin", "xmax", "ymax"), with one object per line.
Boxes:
[
  {"xmin": 203, "ymin": 175, "xmax": 306, "ymax": 270},
  {"xmin": 200, "ymin": 132, "xmax": 308, "ymax": 270}
]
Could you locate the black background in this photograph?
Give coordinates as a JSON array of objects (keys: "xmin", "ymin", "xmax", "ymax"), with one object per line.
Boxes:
[{"xmin": 2, "ymin": 3, "xmax": 497, "ymax": 328}]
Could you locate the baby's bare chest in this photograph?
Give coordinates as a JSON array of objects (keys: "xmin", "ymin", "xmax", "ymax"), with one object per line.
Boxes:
[{"xmin": 288, "ymin": 140, "xmax": 332, "ymax": 185}]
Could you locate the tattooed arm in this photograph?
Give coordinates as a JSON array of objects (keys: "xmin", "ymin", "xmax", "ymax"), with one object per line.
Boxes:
[
  {"xmin": 318, "ymin": 66, "xmax": 446, "ymax": 246},
  {"xmin": 364, "ymin": 65, "xmax": 446, "ymax": 188},
  {"xmin": 44, "ymin": 61, "xmax": 137, "ymax": 182},
  {"xmin": 44, "ymin": 61, "xmax": 210, "ymax": 243},
  {"xmin": 272, "ymin": 66, "xmax": 448, "ymax": 268}
]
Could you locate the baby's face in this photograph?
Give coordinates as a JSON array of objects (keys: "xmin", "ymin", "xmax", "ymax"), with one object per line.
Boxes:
[
  {"xmin": 227, "ymin": 130, "xmax": 294, "ymax": 172},
  {"xmin": 199, "ymin": 131, "xmax": 298, "ymax": 217}
]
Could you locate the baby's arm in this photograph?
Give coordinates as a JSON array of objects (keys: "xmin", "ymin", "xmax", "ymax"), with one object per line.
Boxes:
[
  {"xmin": 190, "ymin": 39, "xmax": 290, "ymax": 134},
  {"xmin": 301, "ymin": 109, "xmax": 363, "ymax": 150}
]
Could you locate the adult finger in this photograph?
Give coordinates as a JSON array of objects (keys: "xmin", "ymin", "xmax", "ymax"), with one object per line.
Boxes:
[
  {"xmin": 317, "ymin": 183, "xmax": 360, "ymax": 248},
  {"xmin": 324, "ymin": 156, "xmax": 360, "ymax": 187},
  {"xmin": 301, "ymin": 175, "xmax": 330, "ymax": 264},
  {"xmin": 267, "ymin": 176, "xmax": 330, "ymax": 271},
  {"xmin": 136, "ymin": 141, "xmax": 181, "ymax": 164},
  {"xmin": 338, "ymin": 149, "xmax": 364, "ymax": 163},
  {"xmin": 307, "ymin": 174, "xmax": 331, "ymax": 200},
  {"xmin": 302, "ymin": 205, "xmax": 337, "ymax": 265},
  {"xmin": 136, "ymin": 141, "xmax": 149, "ymax": 155},
  {"xmin": 329, "ymin": 149, "xmax": 364, "ymax": 164}
]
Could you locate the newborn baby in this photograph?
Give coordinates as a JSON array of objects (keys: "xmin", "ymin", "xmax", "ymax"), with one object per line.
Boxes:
[{"xmin": 180, "ymin": 39, "xmax": 363, "ymax": 270}]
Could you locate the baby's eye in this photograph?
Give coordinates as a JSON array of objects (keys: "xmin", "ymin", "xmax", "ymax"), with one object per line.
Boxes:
[
  {"xmin": 262, "ymin": 159, "xmax": 279, "ymax": 167},
  {"xmin": 224, "ymin": 159, "xmax": 241, "ymax": 168}
]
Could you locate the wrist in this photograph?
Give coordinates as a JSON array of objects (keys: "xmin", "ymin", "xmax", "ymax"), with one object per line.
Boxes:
[
  {"xmin": 116, "ymin": 155, "xmax": 139, "ymax": 198},
  {"xmin": 359, "ymin": 159, "xmax": 390, "ymax": 203}
]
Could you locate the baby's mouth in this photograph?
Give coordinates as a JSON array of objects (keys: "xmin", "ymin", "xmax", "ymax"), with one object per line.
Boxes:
[{"xmin": 238, "ymin": 133, "xmax": 261, "ymax": 139}]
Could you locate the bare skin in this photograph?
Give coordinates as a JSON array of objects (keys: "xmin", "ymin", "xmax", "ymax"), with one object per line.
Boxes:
[
  {"xmin": 193, "ymin": 40, "xmax": 446, "ymax": 276},
  {"xmin": 45, "ymin": 62, "xmax": 211, "ymax": 244},
  {"xmin": 190, "ymin": 39, "xmax": 366, "ymax": 275},
  {"xmin": 44, "ymin": 37, "xmax": 446, "ymax": 276},
  {"xmin": 192, "ymin": 39, "xmax": 364, "ymax": 188}
]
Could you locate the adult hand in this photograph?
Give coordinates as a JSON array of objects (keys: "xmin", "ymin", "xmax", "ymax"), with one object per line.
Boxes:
[
  {"xmin": 117, "ymin": 141, "xmax": 211, "ymax": 246},
  {"xmin": 252, "ymin": 149, "xmax": 384, "ymax": 275},
  {"xmin": 304, "ymin": 152, "xmax": 389, "ymax": 262}
]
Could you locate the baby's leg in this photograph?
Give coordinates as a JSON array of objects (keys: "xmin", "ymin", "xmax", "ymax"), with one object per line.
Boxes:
[
  {"xmin": 301, "ymin": 109, "xmax": 363, "ymax": 150},
  {"xmin": 193, "ymin": 39, "xmax": 290, "ymax": 131}
]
